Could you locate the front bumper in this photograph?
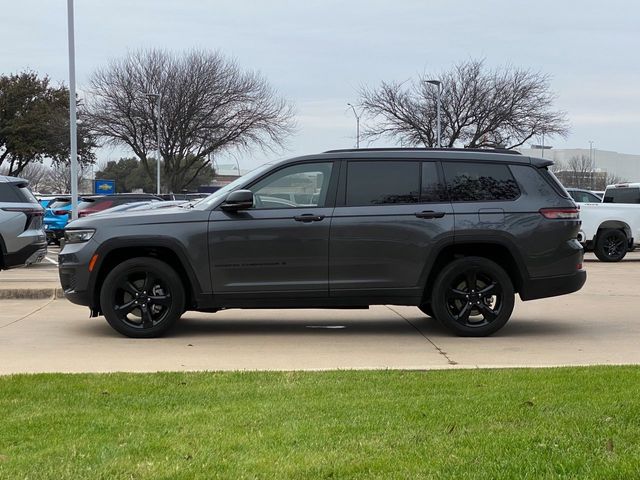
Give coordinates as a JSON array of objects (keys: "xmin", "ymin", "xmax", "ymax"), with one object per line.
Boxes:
[
  {"xmin": 519, "ymin": 269, "xmax": 587, "ymax": 301},
  {"xmin": 58, "ymin": 239, "xmax": 98, "ymax": 307}
]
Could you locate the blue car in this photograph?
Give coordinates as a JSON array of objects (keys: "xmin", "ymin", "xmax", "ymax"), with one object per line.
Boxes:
[{"xmin": 43, "ymin": 197, "xmax": 73, "ymax": 244}]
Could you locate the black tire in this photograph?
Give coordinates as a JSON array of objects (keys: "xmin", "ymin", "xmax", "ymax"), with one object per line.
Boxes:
[
  {"xmin": 594, "ymin": 229, "xmax": 627, "ymax": 262},
  {"xmin": 99, "ymin": 257, "xmax": 186, "ymax": 338},
  {"xmin": 419, "ymin": 303, "xmax": 435, "ymax": 318},
  {"xmin": 431, "ymin": 256, "xmax": 515, "ymax": 337}
]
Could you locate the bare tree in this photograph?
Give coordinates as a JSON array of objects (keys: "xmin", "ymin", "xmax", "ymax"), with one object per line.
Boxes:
[
  {"xmin": 602, "ymin": 171, "xmax": 626, "ymax": 188},
  {"xmin": 359, "ymin": 59, "xmax": 569, "ymax": 149},
  {"xmin": 85, "ymin": 49, "xmax": 294, "ymax": 193},
  {"xmin": 44, "ymin": 162, "xmax": 92, "ymax": 194},
  {"xmin": 13, "ymin": 162, "xmax": 51, "ymax": 192}
]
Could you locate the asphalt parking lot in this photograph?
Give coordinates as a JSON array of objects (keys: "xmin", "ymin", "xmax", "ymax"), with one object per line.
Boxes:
[{"xmin": 0, "ymin": 250, "xmax": 638, "ymax": 374}]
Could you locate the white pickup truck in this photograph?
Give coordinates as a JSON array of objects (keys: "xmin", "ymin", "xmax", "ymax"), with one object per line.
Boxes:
[{"xmin": 576, "ymin": 184, "xmax": 640, "ymax": 262}]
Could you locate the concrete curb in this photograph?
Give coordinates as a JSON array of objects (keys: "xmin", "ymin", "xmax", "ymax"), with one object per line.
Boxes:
[{"xmin": 0, "ymin": 287, "xmax": 65, "ymax": 300}]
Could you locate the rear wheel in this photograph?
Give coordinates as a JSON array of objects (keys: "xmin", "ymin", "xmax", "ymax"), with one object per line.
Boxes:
[
  {"xmin": 431, "ymin": 257, "xmax": 515, "ymax": 337},
  {"xmin": 99, "ymin": 257, "xmax": 185, "ymax": 338},
  {"xmin": 594, "ymin": 229, "xmax": 627, "ymax": 262}
]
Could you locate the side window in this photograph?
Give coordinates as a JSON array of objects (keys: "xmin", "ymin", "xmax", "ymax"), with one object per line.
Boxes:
[
  {"xmin": 421, "ymin": 162, "xmax": 447, "ymax": 202},
  {"xmin": 443, "ymin": 162, "xmax": 520, "ymax": 202},
  {"xmin": 346, "ymin": 161, "xmax": 420, "ymax": 206},
  {"xmin": 251, "ymin": 162, "xmax": 333, "ymax": 209}
]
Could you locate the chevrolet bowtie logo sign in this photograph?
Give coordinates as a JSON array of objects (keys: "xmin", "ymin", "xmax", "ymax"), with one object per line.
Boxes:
[{"xmin": 94, "ymin": 179, "xmax": 115, "ymax": 195}]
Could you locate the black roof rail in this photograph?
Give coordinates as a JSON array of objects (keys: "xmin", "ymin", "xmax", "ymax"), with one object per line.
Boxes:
[{"xmin": 323, "ymin": 147, "xmax": 521, "ymax": 155}]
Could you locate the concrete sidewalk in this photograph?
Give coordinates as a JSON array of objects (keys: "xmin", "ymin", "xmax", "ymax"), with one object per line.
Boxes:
[
  {"xmin": 0, "ymin": 262, "xmax": 63, "ymax": 299},
  {"xmin": 1, "ymin": 252, "xmax": 639, "ymax": 374}
]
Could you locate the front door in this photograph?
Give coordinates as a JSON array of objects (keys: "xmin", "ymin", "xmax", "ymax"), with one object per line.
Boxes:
[{"xmin": 209, "ymin": 161, "xmax": 336, "ymax": 297}]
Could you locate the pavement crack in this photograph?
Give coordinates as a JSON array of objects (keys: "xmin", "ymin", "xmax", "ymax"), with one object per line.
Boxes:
[
  {"xmin": 385, "ymin": 305, "xmax": 458, "ymax": 365},
  {"xmin": 0, "ymin": 297, "xmax": 55, "ymax": 329}
]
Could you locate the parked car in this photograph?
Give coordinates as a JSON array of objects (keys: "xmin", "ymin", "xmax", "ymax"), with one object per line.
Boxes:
[
  {"xmin": 566, "ymin": 188, "xmax": 602, "ymax": 203},
  {"xmin": 0, "ymin": 175, "xmax": 47, "ymax": 270},
  {"xmin": 43, "ymin": 196, "xmax": 74, "ymax": 244},
  {"xmin": 59, "ymin": 148, "xmax": 585, "ymax": 338},
  {"xmin": 602, "ymin": 183, "xmax": 640, "ymax": 204},
  {"xmin": 77, "ymin": 194, "xmax": 163, "ymax": 217}
]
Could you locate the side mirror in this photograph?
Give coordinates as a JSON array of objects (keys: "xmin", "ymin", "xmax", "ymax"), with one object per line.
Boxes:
[{"xmin": 221, "ymin": 189, "xmax": 254, "ymax": 211}]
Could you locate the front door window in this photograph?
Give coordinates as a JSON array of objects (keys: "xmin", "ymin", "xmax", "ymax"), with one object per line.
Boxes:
[{"xmin": 250, "ymin": 162, "xmax": 333, "ymax": 209}]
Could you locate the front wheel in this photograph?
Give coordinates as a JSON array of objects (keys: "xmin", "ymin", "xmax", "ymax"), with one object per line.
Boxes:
[
  {"xmin": 594, "ymin": 229, "xmax": 627, "ymax": 262},
  {"xmin": 99, "ymin": 257, "xmax": 186, "ymax": 338},
  {"xmin": 431, "ymin": 257, "xmax": 515, "ymax": 337}
]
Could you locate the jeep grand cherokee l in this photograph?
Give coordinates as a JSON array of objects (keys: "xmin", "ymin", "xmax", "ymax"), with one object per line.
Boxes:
[{"xmin": 59, "ymin": 148, "xmax": 586, "ymax": 338}]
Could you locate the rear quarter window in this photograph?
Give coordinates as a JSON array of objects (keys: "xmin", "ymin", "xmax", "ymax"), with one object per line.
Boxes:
[
  {"xmin": 0, "ymin": 183, "xmax": 20, "ymax": 202},
  {"xmin": 603, "ymin": 188, "xmax": 640, "ymax": 204},
  {"xmin": 443, "ymin": 162, "xmax": 520, "ymax": 202}
]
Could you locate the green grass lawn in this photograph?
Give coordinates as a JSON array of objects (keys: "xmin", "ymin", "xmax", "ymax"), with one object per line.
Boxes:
[{"xmin": 1, "ymin": 367, "xmax": 640, "ymax": 479}]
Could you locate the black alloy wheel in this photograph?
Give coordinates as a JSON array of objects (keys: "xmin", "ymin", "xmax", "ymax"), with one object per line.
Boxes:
[
  {"xmin": 100, "ymin": 257, "xmax": 185, "ymax": 338},
  {"xmin": 594, "ymin": 229, "xmax": 627, "ymax": 262},
  {"xmin": 431, "ymin": 256, "xmax": 514, "ymax": 337}
]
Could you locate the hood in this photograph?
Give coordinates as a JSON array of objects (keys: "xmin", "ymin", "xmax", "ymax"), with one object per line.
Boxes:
[{"xmin": 66, "ymin": 205, "xmax": 209, "ymax": 230}]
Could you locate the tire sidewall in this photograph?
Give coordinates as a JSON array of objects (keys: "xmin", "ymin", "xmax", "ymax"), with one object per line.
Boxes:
[
  {"xmin": 100, "ymin": 257, "xmax": 186, "ymax": 338},
  {"xmin": 431, "ymin": 256, "xmax": 515, "ymax": 337}
]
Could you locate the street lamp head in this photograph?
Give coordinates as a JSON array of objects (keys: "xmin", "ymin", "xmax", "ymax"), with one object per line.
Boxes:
[{"xmin": 426, "ymin": 80, "xmax": 441, "ymax": 87}]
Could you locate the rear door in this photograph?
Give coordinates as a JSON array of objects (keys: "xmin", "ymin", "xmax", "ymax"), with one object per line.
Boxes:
[{"xmin": 329, "ymin": 159, "xmax": 453, "ymax": 298}]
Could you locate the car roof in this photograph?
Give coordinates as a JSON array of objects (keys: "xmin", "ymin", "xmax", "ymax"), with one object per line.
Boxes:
[
  {"xmin": 278, "ymin": 148, "xmax": 552, "ymax": 168},
  {"xmin": 605, "ymin": 183, "xmax": 640, "ymax": 189},
  {"xmin": 0, "ymin": 175, "xmax": 28, "ymax": 185}
]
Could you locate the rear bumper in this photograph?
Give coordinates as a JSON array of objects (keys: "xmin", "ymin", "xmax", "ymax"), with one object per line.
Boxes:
[
  {"xmin": 519, "ymin": 270, "xmax": 587, "ymax": 301},
  {"xmin": 2, "ymin": 242, "xmax": 47, "ymax": 269}
]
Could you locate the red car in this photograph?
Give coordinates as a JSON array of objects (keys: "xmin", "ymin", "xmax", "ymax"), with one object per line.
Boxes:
[{"xmin": 77, "ymin": 194, "xmax": 163, "ymax": 217}]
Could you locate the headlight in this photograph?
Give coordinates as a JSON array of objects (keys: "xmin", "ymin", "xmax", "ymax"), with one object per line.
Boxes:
[{"xmin": 64, "ymin": 229, "xmax": 95, "ymax": 243}]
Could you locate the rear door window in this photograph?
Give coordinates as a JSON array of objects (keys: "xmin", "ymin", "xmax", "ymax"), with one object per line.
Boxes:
[
  {"xmin": 346, "ymin": 161, "xmax": 420, "ymax": 206},
  {"xmin": 443, "ymin": 162, "xmax": 520, "ymax": 202}
]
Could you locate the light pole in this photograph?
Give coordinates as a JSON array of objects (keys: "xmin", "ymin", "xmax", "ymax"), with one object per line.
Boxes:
[
  {"xmin": 66, "ymin": 0, "xmax": 79, "ymax": 219},
  {"xmin": 347, "ymin": 103, "xmax": 361, "ymax": 149},
  {"xmin": 589, "ymin": 140, "xmax": 596, "ymax": 190},
  {"xmin": 426, "ymin": 80, "xmax": 442, "ymax": 148},
  {"xmin": 144, "ymin": 93, "xmax": 162, "ymax": 194}
]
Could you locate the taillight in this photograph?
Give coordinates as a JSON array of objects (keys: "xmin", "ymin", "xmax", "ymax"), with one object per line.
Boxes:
[
  {"xmin": 1, "ymin": 207, "xmax": 44, "ymax": 230},
  {"xmin": 53, "ymin": 210, "xmax": 69, "ymax": 215},
  {"xmin": 539, "ymin": 208, "xmax": 580, "ymax": 220}
]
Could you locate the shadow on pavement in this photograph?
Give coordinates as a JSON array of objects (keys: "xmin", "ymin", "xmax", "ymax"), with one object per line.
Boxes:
[{"xmin": 71, "ymin": 315, "xmax": 435, "ymax": 339}]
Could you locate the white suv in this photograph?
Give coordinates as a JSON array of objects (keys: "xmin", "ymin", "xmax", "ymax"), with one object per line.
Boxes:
[{"xmin": 0, "ymin": 176, "xmax": 47, "ymax": 270}]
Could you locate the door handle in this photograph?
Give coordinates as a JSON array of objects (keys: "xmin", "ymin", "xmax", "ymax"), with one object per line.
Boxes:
[
  {"xmin": 415, "ymin": 210, "xmax": 446, "ymax": 219},
  {"xmin": 294, "ymin": 214, "xmax": 325, "ymax": 222}
]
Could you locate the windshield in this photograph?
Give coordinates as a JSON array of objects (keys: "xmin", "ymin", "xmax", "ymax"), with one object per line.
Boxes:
[{"xmin": 191, "ymin": 163, "xmax": 275, "ymax": 210}]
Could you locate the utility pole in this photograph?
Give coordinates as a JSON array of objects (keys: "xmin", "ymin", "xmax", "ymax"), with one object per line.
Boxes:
[
  {"xmin": 144, "ymin": 93, "xmax": 162, "ymax": 194},
  {"xmin": 67, "ymin": 0, "xmax": 79, "ymax": 219},
  {"xmin": 347, "ymin": 103, "xmax": 361, "ymax": 148}
]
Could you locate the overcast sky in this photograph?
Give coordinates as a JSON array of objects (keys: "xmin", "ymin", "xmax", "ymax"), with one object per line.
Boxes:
[{"xmin": 2, "ymin": 0, "xmax": 639, "ymax": 169}]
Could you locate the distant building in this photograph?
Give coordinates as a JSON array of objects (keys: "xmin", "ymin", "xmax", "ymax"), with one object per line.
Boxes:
[{"xmin": 517, "ymin": 148, "xmax": 640, "ymax": 182}]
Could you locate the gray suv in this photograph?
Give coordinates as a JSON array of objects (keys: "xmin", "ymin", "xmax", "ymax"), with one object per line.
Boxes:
[
  {"xmin": 0, "ymin": 176, "xmax": 47, "ymax": 269},
  {"xmin": 59, "ymin": 148, "xmax": 586, "ymax": 338}
]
